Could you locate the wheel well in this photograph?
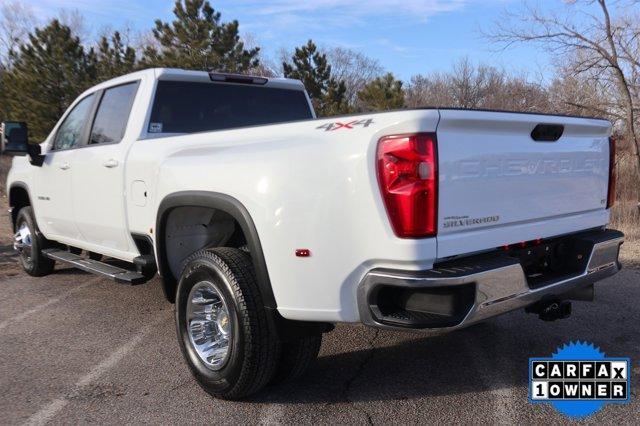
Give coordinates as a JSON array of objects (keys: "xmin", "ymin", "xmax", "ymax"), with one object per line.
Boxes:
[
  {"xmin": 163, "ymin": 206, "xmax": 247, "ymax": 281},
  {"xmin": 9, "ymin": 185, "xmax": 31, "ymax": 231},
  {"xmin": 156, "ymin": 192, "xmax": 276, "ymax": 308},
  {"xmin": 157, "ymin": 192, "xmax": 334, "ymax": 340}
]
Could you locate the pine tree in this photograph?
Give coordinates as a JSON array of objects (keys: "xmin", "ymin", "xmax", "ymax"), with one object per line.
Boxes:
[
  {"xmin": 357, "ymin": 73, "xmax": 405, "ymax": 112},
  {"xmin": 283, "ymin": 40, "xmax": 348, "ymax": 117},
  {"xmin": 3, "ymin": 20, "xmax": 95, "ymax": 141},
  {"xmin": 0, "ymin": 65, "xmax": 7, "ymax": 123},
  {"xmin": 95, "ymin": 31, "xmax": 137, "ymax": 81},
  {"xmin": 141, "ymin": 0, "xmax": 259, "ymax": 72}
]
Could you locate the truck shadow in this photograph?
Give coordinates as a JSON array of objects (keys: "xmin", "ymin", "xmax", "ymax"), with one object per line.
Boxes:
[{"xmin": 253, "ymin": 322, "xmax": 533, "ymax": 404}]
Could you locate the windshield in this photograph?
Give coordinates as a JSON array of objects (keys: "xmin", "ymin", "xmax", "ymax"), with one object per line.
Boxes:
[{"xmin": 148, "ymin": 80, "xmax": 313, "ymax": 134}]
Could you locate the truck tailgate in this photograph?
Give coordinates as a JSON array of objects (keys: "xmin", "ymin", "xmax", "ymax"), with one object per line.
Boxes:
[{"xmin": 436, "ymin": 109, "xmax": 611, "ymax": 256}]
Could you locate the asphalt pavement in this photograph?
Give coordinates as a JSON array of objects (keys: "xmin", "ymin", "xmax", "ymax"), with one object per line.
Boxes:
[{"xmin": 0, "ymin": 261, "xmax": 638, "ymax": 425}]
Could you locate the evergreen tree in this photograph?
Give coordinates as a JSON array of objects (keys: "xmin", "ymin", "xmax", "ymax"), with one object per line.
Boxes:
[
  {"xmin": 283, "ymin": 40, "xmax": 348, "ymax": 117},
  {"xmin": 141, "ymin": 0, "xmax": 259, "ymax": 72},
  {"xmin": 3, "ymin": 20, "xmax": 95, "ymax": 141},
  {"xmin": 357, "ymin": 73, "xmax": 404, "ymax": 112},
  {"xmin": 95, "ymin": 31, "xmax": 137, "ymax": 81},
  {"xmin": 0, "ymin": 65, "xmax": 7, "ymax": 123}
]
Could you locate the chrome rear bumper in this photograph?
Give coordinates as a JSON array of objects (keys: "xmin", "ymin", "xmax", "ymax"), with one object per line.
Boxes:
[{"xmin": 357, "ymin": 229, "xmax": 624, "ymax": 331}]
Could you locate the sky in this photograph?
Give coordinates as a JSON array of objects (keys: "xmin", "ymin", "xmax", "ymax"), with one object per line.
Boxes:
[{"xmin": 22, "ymin": 0, "xmax": 579, "ymax": 81}]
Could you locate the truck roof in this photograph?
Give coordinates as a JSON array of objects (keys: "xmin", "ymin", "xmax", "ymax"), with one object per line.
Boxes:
[{"xmin": 86, "ymin": 68, "xmax": 306, "ymax": 93}]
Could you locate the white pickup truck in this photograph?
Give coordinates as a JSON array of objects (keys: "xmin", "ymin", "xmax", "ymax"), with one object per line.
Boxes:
[{"xmin": 2, "ymin": 68, "xmax": 624, "ymax": 399}]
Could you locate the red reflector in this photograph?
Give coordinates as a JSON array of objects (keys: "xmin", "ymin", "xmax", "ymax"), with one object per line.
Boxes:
[
  {"xmin": 607, "ymin": 137, "xmax": 616, "ymax": 209},
  {"xmin": 295, "ymin": 249, "xmax": 311, "ymax": 257},
  {"xmin": 377, "ymin": 133, "xmax": 438, "ymax": 238}
]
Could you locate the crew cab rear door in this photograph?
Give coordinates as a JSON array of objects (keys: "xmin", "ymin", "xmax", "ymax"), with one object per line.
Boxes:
[{"xmin": 435, "ymin": 109, "xmax": 611, "ymax": 257}]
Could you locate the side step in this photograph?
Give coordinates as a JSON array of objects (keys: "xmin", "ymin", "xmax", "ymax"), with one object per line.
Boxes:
[{"xmin": 42, "ymin": 249, "xmax": 149, "ymax": 285}]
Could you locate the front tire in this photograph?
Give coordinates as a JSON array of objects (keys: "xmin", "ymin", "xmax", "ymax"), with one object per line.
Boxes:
[
  {"xmin": 14, "ymin": 206, "xmax": 55, "ymax": 277},
  {"xmin": 175, "ymin": 248, "xmax": 280, "ymax": 400}
]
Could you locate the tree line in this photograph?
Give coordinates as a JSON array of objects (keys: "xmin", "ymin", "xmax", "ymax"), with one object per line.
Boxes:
[
  {"xmin": 0, "ymin": 0, "xmax": 403, "ymax": 139},
  {"xmin": 0, "ymin": 1, "xmax": 637, "ymax": 140},
  {"xmin": 0, "ymin": 0, "xmax": 638, "ymax": 234}
]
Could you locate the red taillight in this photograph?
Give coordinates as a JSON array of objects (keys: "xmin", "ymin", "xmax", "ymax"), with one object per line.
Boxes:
[
  {"xmin": 607, "ymin": 137, "xmax": 616, "ymax": 209},
  {"xmin": 377, "ymin": 133, "xmax": 438, "ymax": 238}
]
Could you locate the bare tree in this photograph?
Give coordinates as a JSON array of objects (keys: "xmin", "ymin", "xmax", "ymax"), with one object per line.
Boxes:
[
  {"xmin": 405, "ymin": 57, "xmax": 550, "ymax": 112},
  {"xmin": 405, "ymin": 72, "xmax": 456, "ymax": 108},
  {"xmin": 487, "ymin": 0, "xmax": 640, "ymax": 180},
  {"xmin": 242, "ymin": 32, "xmax": 278, "ymax": 77},
  {"xmin": 548, "ymin": 62, "xmax": 617, "ymax": 119},
  {"xmin": 0, "ymin": 1, "xmax": 36, "ymax": 64},
  {"xmin": 326, "ymin": 47, "xmax": 383, "ymax": 105},
  {"xmin": 58, "ymin": 8, "xmax": 89, "ymax": 43}
]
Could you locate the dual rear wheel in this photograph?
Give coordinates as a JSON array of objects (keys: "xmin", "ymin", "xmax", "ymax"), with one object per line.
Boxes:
[{"xmin": 175, "ymin": 248, "xmax": 322, "ymax": 400}]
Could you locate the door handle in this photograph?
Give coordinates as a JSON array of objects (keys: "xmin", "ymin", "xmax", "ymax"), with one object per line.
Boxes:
[
  {"xmin": 59, "ymin": 163, "xmax": 71, "ymax": 170},
  {"xmin": 103, "ymin": 159, "xmax": 119, "ymax": 168}
]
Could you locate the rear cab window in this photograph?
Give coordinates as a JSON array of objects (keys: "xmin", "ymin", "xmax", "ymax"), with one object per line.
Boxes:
[
  {"xmin": 90, "ymin": 82, "xmax": 139, "ymax": 145},
  {"xmin": 147, "ymin": 80, "xmax": 313, "ymax": 135}
]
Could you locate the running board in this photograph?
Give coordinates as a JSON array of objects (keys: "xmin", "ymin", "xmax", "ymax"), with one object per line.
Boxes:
[{"xmin": 42, "ymin": 249, "xmax": 149, "ymax": 285}]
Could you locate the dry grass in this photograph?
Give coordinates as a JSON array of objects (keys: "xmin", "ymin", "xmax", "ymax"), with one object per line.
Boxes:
[
  {"xmin": 620, "ymin": 239, "xmax": 640, "ymax": 268},
  {"xmin": 611, "ymin": 202, "xmax": 639, "ymax": 240},
  {"xmin": 610, "ymin": 150, "xmax": 640, "ymax": 241}
]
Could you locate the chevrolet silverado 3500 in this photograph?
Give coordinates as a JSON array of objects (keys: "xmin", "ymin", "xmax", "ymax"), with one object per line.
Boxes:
[{"xmin": 2, "ymin": 68, "xmax": 624, "ymax": 399}]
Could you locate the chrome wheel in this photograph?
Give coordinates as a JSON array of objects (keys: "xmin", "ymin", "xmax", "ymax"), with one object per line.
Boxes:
[
  {"xmin": 14, "ymin": 221, "xmax": 33, "ymax": 264},
  {"xmin": 186, "ymin": 281, "xmax": 232, "ymax": 370}
]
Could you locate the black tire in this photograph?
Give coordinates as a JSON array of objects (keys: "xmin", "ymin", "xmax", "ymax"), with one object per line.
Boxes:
[
  {"xmin": 14, "ymin": 206, "xmax": 55, "ymax": 277},
  {"xmin": 271, "ymin": 334, "xmax": 322, "ymax": 384},
  {"xmin": 175, "ymin": 248, "xmax": 281, "ymax": 400}
]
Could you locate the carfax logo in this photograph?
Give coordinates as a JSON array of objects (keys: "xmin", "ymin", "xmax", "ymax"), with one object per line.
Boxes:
[{"xmin": 529, "ymin": 341, "xmax": 631, "ymax": 418}]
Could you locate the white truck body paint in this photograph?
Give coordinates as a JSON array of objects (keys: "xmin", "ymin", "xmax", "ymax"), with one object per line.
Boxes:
[{"xmin": 7, "ymin": 68, "xmax": 613, "ymax": 323}]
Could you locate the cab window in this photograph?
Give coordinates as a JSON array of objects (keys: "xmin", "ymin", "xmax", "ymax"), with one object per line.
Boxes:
[
  {"xmin": 148, "ymin": 81, "xmax": 313, "ymax": 134},
  {"xmin": 52, "ymin": 94, "xmax": 95, "ymax": 150},
  {"xmin": 89, "ymin": 82, "xmax": 139, "ymax": 145}
]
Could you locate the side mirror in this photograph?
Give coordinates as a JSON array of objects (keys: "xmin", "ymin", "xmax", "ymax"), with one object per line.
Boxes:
[
  {"xmin": 1, "ymin": 121, "xmax": 29, "ymax": 156},
  {"xmin": 1, "ymin": 121, "xmax": 44, "ymax": 166}
]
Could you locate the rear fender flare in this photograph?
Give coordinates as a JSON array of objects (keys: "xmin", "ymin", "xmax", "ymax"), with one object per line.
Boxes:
[{"xmin": 155, "ymin": 191, "xmax": 276, "ymax": 308}]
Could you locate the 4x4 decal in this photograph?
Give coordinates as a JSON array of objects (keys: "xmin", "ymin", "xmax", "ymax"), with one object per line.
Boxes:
[{"xmin": 316, "ymin": 119, "xmax": 374, "ymax": 131}]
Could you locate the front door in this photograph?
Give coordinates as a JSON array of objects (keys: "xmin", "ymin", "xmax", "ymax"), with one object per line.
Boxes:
[{"xmin": 36, "ymin": 93, "xmax": 96, "ymax": 241}]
